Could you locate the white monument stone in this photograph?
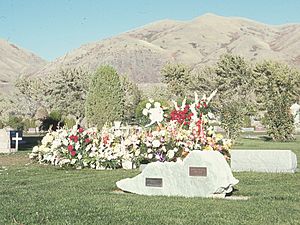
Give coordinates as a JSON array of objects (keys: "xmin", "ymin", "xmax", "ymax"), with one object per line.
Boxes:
[
  {"xmin": 290, "ymin": 103, "xmax": 300, "ymax": 133},
  {"xmin": 0, "ymin": 129, "xmax": 13, "ymax": 153},
  {"xmin": 231, "ymin": 150, "xmax": 297, "ymax": 173},
  {"xmin": 116, "ymin": 151, "xmax": 239, "ymax": 198}
]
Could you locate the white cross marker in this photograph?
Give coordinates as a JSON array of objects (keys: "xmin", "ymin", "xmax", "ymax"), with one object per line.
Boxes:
[{"xmin": 12, "ymin": 132, "xmax": 22, "ymax": 151}]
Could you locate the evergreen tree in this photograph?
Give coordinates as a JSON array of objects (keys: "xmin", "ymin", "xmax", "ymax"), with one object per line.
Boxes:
[{"xmin": 85, "ymin": 65, "xmax": 124, "ymax": 129}]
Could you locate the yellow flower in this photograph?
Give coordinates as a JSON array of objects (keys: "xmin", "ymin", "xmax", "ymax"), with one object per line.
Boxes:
[{"xmin": 203, "ymin": 145, "xmax": 213, "ymax": 151}]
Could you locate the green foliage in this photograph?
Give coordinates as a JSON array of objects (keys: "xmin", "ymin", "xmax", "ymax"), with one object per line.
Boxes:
[
  {"xmin": 217, "ymin": 55, "xmax": 254, "ymax": 140},
  {"xmin": 85, "ymin": 65, "xmax": 124, "ymax": 129},
  {"xmin": 135, "ymin": 99, "xmax": 151, "ymax": 126},
  {"xmin": 16, "ymin": 68, "xmax": 90, "ymax": 117},
  {"xmin": 49, "ymin": 110, "xmax": 62, "ymax": 121},
  {"xmin": 47, "ymin": 69, "xmax": 90, "ymax": 117},
  {"xmin": 219, "ymin": 102, "xmax": 246, "ymax": 140},
  {"xmin": 208, "ymin": 54, "xmax": 255, "ymax": 140},
  {"xmin": 254, "ymin": 61, "xmax": 300, "ymax": 141},
  {"xmin": 63, "ymin": 117, "xmax": 76, "ymax": 129},
  {"xmin": 22, "ymin": 118, "xmax": 36, "ymax": 130},
  {"xmin": 120, "ymin": 75, "xmax": 141, "ymax": 123},
  {"xmin": 161, "ymin": 63, "xmax": 191, "ymax": 98},
  {"xmin": 243, "ymin": 115, "xmax": 252, "ymax": 127},
  {"xmin": 140, "ymin": 83, "xmax": 171, "ymax": 102},
  {"xmin": 7, "ymin": 116, "xmax": 24, "ymax": 130},
  {"xmin": 187, "ymin": 66, "xmax": 217, "ymax": 97}
]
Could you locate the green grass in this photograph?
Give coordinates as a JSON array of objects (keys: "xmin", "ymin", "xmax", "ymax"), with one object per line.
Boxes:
[{"xmin": 0, "ymin": 137, "xmax": 299, "ymax": 225}]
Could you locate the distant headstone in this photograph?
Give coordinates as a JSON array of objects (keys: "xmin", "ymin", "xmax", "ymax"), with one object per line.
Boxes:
[
  {"xmin": 241, "ymin": 127, "xmax": 255, "ymax": 132},
  {"xmin": 231, "ymin": 150, "xmax": 297, "ymax": 173},
  {"xmin": 0, "ymin": 129, "xmax": 14, "ymax": 153},
  {"xmin": 116, "ymin": 151, "xmax": 239, "ymax": 198},
  {"xmin": 290, "ymin": 103, "xmax": 300, "ymax": 133},
  {"xmin": 28, "ymin": 128, "xmax": 36, "ymax": 134}
]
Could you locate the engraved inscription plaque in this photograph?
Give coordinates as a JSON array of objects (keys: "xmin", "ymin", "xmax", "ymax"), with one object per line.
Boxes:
[
  {"xmin": 189, "ymin": 167, "xmax": 207, "ymax": 176},
  {"xmin": 145, "ymin": 178, "xmax": 163, "ymax": 187}
]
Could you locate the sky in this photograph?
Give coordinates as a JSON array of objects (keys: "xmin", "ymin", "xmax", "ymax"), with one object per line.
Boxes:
[{"xmin": 0, "ymin": 0, "xmax": 300, "ymax": 61}]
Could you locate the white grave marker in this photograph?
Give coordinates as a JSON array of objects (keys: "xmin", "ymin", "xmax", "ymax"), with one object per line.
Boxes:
[
  {"xmin": 0, "ymin": 129, "xmax": 11, "ymax": 153},
  {"xmin": 12, "ymin": 132, "xmax": 22, "ymax": 151},
  {"xmin": 231, "ymin": 150, "xmax": 297, "ymax": 173}
]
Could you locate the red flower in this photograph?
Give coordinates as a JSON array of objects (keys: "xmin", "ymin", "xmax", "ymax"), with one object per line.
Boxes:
[
  {"xmin": 85, "ymin": 138, "xmax": 91, "ymax": 144},
  {"xmin": 73, "ymin": 136, "xmax": 79, "ymax": 143},
  {"xmin": 78, "ymin": 127, "xmax": 84, "ymax": 133},
  {"xmin": 69, "ymin": 135, "xmax": 79, "ymax": 143},
  {"xmin": 68, "ymin": 145, "xmax": 73, "ymax": 151},
  {"xmin": 70, "ymin": 150, "xmax": 76, "ymax": 156}
]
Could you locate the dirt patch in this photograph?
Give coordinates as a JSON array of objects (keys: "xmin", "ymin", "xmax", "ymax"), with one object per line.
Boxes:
[{"xmin": 0, "ymin": 153, "xmax": 31, "ymax": 166}]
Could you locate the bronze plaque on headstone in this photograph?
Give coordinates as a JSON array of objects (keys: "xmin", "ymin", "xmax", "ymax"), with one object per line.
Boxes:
[
  {"xmin": 189, "ymin": 167, "xmax": 207, "ymax": 176},
  {"xmin": 145, "ymin": 178, "xmax": 163, "ymax": 187}
]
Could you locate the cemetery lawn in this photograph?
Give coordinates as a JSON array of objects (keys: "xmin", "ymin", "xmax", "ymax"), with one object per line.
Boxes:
[{"xmin": 0, "ymin": 137, "xmax": 299, "ymax": 225}]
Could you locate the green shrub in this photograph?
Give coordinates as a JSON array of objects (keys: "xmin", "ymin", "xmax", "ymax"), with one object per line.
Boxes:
[
  {"xmin": 85, "ymin": 65, "xmax": 124, "ymax": 129},
  {"xmin": 63, "ymin": 117, "xmax": 76, "ymax": 129},
  {"xmin": 7, "ymin": 116, "xmax": 24, "ymax": 130},
  {"xmin": 23, "ymin": 118, "xmax": 36, "ymax": 130}
]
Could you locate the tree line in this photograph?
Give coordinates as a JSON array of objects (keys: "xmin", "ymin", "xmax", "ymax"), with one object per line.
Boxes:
[{"xmin": 1, "ymin": 54, "xmax": 299, "ymax": 141}]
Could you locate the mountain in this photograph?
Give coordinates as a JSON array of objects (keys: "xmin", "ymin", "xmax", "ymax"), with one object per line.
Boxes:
[
  {"xmin": 31, "ymin": 13, "xmax": 300, "ymax": 84},
  {"xmin": 0, "ymin": 39, "xmax": 47, "ymax": 94}
]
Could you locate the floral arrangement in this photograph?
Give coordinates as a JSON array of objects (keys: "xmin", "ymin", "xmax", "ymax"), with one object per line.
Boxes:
[
  {"xmin": 139, "ymin": 90, "xmax": 232, "ymax": 162},
  {"xmin": 30, "ymin": 90, "xmax": 232, "ymax": 169}
]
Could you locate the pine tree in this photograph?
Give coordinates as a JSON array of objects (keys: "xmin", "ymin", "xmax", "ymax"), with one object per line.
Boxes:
[{"xmin": 85, "ymin": 65, "xmax": 124, "ymax": 129}]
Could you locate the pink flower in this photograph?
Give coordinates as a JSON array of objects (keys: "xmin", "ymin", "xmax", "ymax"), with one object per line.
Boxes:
[
  {"xmin": 70, "ymin": 150, "xmax": 76, "ymax": 157},
  {"xmin": 68, "ymin": 145, "xmax": 73, "ymax": 151},
  {"xmin": 78, "ymin": 127, "xmax": 84, "ymax": 133},
  {"xmin": 85, "ymin": 138, "xmax": 91, "ymax": 144}
]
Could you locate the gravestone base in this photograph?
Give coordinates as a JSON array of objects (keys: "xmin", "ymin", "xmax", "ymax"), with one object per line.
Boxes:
[{"xmin": 0, "ymin": 148, "xmax": 17, "ymax": 154}]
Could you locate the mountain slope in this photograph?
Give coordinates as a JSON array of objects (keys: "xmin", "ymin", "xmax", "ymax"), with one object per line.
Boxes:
[
  {"xmin": 26, "ymin": 14, "xmax": 300, "ymax": 84},
  {"xmin": 0, "ymin": 39, "xmax": 47, "ymax": 94}
]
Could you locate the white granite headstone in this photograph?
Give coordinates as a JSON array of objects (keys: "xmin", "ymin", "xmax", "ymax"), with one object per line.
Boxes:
[
  {"xmin": 231, "ymin": 150, "xmax": 297, "ymax": 173},
  {"xmin": 290, "ymin": 103, "xmax": 300, "ymax": 125},
  {"xmin": 0, "ymin": 129, "xmax": 12, "ymax": 153},
  {"xmin": 116, "ymin": 151, "xmax": 239, "ymax": 197}
]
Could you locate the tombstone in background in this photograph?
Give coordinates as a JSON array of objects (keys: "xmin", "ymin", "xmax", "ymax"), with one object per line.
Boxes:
[
  {"xmin": 231, "ymin": 150, "xmax": 297, "ymax": 173},
  {"xmin": 28, "ymin": 128, "xmax": 36, "ymax": 134},
  {"xmin": 0, "ymin": 128, "xmax": 13, "ymax": 153},
  {"xmin": 117, "ymin": 151, "xmax": 239, "ymax": 198},
  {"xmin": 290, "ymin": 103, "xmax": 300, "ymax": 133}
]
